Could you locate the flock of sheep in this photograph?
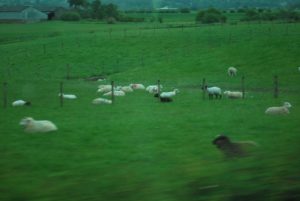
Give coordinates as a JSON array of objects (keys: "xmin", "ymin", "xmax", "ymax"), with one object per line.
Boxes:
[{"xmin": 14, "ymin": 66, "xmax": 295, "ymax": 158}]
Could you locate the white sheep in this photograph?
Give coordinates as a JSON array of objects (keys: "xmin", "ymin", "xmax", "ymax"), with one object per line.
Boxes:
[
  {"xmin": 146, "ymin": 85, "xmax": 163, "ymax": 94},
  {"xmin": 223, "ymin": 91, "xmax": 243, "ymax": 99},
  {"xmin": 298, "ymin": 67, "xmax": 300, "ymax": 72},
  {"xmin": 160, "ymin": 89, "xmax": 179, "ymax": 98},
  {"xmin": 203, "ymin": 86, "xmax": 222, "ymax": 99},
  {"xmin": 129, "ymin": 84, "xmax": 145, "ymax": 90},
  {"xmin": 103, "ymin": 90, "xmax": 125, "ymax": 96},
  {"xmin": 58, "ymin": 93, "xmax": 77, "ymax": 99},
  {"xmin": 19, "ymin": 117, "xmax": 57, "ymax": 133},
  {"xmin": 265, "ymin": 102, "xmax": 292, "ymax": 115},
  {"xmin": 12, "ymin": 100, "xmax": 31, "ymax": 107},
  {"xmin": 97, "ymin": 85, "xmax": 113, "ymax": 93},
  {"xmin": 121, "ymin": 86, "xmax": 133, "ymax": 92},
  {"xmin": 228, "ymin": 67, "xmax": 237, "ymax": 76},
  {"xmin": 92, "ymin": 98, "xmax": 112, "ymax": 104}
]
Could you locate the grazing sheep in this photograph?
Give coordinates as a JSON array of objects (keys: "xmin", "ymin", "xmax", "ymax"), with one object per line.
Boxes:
[
  {"xmin": 160, "ymin": 89, "xmax": 179, "ymax": 98},
  {"xmin": 58, "ymin": 93, "xmax": 77, "ymax": 99},
  {"xmin": 265, "ymin": 102, "xmax": 292, "ymax": 115},
  {"xmin": 103, "ymin": 90, "xmax": 125, "ymax": 96},
  {"xmin": 92, "ymin": 98, "xmax": 112, "ymax": 104},
  {"xmin": 212, "ymin": 135, "xmax": 257, "ymax": 157},
  {"xmin": 203, "ymin": 86, "xmax": 222, "ymax": 99},
  {"xmin": 121, "ymin": 86, "xmax": 133, "ymax": 92},
  {"xmin": 160, "ymin": 97, "xmax": 173, "ymax": 102},
  {"xmin": 19, "ymin": 117, "xmax": 57, "ymax": 133},
  {"xmin": 223, "ymin": 91, "xmax": 243, "ymax": 99},
  {"xmin": 228, "ymin": 67, "xmax": 237, "ymax": 76},
  {"xmin": 130, "ymin": 84, "xmax": 145, "ymax": 90},
  {"xmin": 12, "ymin": 100, "xmax": 31, "ymax": 107}
]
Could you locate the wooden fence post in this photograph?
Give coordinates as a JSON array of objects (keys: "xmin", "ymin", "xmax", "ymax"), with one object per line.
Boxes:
[
  {"xmin": 274, "ymin": 75, "xmax": 279, "ymax": 98},
  {"xmin": 111, "ymin": 81, "xmax": 115, "ymax": 104},
  {"xmin": 3, "ymin": 82, "xmax": 7, "ymax": 108},
  {"xmin": 202, "ymin": 78, "xmax": 206, "ymax": 100},
  {"xmin": 60, "ymin": 82, "xmax": 64, "ymax": 107},
  {"xmin": 157, "ymin": 79, "xmax": 161, "ymax": 94},
  {"xmin": 241, "ymin": 75, "xmax": 245, "ymax": 99}
]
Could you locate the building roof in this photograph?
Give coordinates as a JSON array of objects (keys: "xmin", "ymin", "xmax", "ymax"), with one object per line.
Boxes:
[{"xmin": 0, "ymin": 6, "xmax": 29, "ymax": 12}]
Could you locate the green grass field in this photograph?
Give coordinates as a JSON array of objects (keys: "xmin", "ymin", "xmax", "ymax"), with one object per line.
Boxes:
[{"xmin": 0, "ymin": 18, "xmax": 300, "ymax": 201}]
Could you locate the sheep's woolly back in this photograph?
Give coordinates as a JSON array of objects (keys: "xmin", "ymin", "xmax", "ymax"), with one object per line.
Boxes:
[
  {"xmin": 224, "ymin": 91, "xmax": 243, "ymax": 99},
  {"xmin": 265, "ymin": 102, "xmax": 292, "ymax": 115},
  {"xmin": 92, "ymin": 98, "xmax": 112, "ymax": 104},
  {"xmin": 130, "ymin": 84, "xmax": 145, "ymax": 90},
  {"xmin": 12, "ymin": 100, "xmax": 31, "ymax": 106},
  {"xmin": 228, "ymin": 67, "xmax": 237, "ymax": 76},
  {"xmin": 103, "ymin": 90, "xmax": 125, "ymax": 96},
  {"xmin": 121, "ymin": 86, "xmax": 133, "ymax": 92},
  {"xmin": 160, "ymin": 89, "xmax": 179, "ymax": 98},
  {"xmin": 58, "ymin": 93, "xmax": 77, "ymax": 99},
  {"xmin": 206, "ymin": 86, "xmax": 222, "ymax": 95},
  {"xmin": 20, "ymin": 117, "xmax": 57, "ymax": 133}
]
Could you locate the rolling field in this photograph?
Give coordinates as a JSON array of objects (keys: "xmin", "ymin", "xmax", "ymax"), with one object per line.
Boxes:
[{"xmin": 0, "ymin": 19, "xmax": 300, "ymax": 201}]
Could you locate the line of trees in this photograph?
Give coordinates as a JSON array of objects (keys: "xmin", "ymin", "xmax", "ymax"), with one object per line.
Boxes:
[
  {"xmin": 64, "ymin": 0, "xmax": 145, "ymax": 22},
  {"xmin": 241, "ymin": 8, "xmax": 300, "ymax": 22},
  {"xmin": 64, "ymin": 0, "xmax": 119, "ymax": 21}
]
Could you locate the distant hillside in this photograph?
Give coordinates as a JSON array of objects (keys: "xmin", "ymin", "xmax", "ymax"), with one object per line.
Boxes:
[{"xmin": 1, "ymin": 0, "xmax": 299, "ymax": 10}]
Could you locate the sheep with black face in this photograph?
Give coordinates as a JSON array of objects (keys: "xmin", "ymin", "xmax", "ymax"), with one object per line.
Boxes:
[{"xmin": 212, "ymin": 135, "xmax": 257, "ymax": 157}]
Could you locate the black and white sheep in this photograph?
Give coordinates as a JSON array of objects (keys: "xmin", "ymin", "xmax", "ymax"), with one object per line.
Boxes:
[
  {"xmin": 19, "ymin": 117, "xmax": 57, "ymax": 133},
  {"xmin": 212, "ymin": 135, "xmax": 257, "ymax": 157},
  {"xmin": 203, "ymin": 86, "xmax": 222, "ymax": 99}
]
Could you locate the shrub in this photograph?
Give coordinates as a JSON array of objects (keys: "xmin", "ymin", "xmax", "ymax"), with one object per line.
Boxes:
[
  {"xmin": 196, "ymin": 8, "xmax": 227, "ymax": 24},
  {"xmin": 180, "ymin": 8, "xmax": 191, "ymax": 13},
  {"xmin": 106, "ymin": 17, "xmax": 116, "ymax": 24},
  {"xmin": 60, "ymin": 12, "xmax": 81, "ymax": 21}
]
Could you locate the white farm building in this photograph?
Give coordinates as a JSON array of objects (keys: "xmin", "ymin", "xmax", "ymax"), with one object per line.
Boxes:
[{"xmin": 0, "ymin": 6, "xmax": 47, "ymax": 22}]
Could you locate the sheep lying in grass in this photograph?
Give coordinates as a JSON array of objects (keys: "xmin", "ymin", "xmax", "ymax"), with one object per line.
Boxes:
[
  {"xmin": 212, "ymin": 135, "xmax": 257, "ymax": 157},
  {"xmin": 103, "ymin": 90, "xmax": 125, "ymax": 96},
  {"xmin": 130, "ymin": 84, "xmax": 145, "ymax": 90},
  {"xmin": 92, "ymin": 98, "xmax": 112, "ymax": 104},
  {"xmin": 265, "ymin": 102, "xmax": 292, "ymax": 115},
  {"xmin": 121, "ymin": 86, "xmax": 133, "ymax": 92},
  {"xmin": 58, "ymin": 93, "xmax": 77, "ymax": 99},
  {"xmin": 228, "ymin": 67, "xmax": 237, "ymax": 76},
  {"xmin": 20, "ymin": 117, "xmax": 57, "ymax": 133},
  {"xmin": 223, "ymin": 91, "xmax": 243, "ymax": 99},
  {"xmin": 146, "ymin": 85, "xmax": 163, "ymax": 94},
  {"xmin": 203, "ymin": 86, "xmax": 222, "ymax": 99},
  {"xmin": 160, "ymin": 89, "xmax": 179, "ymax": 98},
  {"xmin": 97, "ymin": 85, "xmax": 113, "ymax": 93},
  {"xmin": 12, "ymin": 100, "xmax": 31, "ymax": 107}
]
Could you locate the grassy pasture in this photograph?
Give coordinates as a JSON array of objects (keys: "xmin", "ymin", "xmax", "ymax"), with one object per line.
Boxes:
[{"xmin": 0, "ymin": 20, "xmax": 300, "ymax": 201}]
